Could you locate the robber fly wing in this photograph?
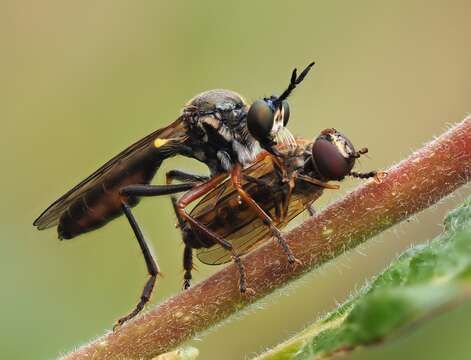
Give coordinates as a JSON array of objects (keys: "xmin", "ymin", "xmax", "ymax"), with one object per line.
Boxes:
[{"xmin": 33, "ymin": 117, "xmax": 187, "ymax": 230}]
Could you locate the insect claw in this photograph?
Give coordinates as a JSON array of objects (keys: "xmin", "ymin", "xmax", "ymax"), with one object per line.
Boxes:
[
  {"xmin": 113, "ymin": 318, "xmax": 125, "ymax": 332},
  {"xmin": 374, "ymin": 171, "xmax": 387, "ymax": 184},
  {"xmin": 183, "ymin": 280, "xmax": 191, "ymax": 290},
  {"xmin": 288, "ymin": 255, "xmax": 303, "ymax": 268},
  {"xmin": 242, "ymin": 288, "xmax": 256, "ymax": 297}
]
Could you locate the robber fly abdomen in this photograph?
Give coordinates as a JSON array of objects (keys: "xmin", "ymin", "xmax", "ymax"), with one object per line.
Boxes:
[{"xmin": 57, "ymin": 147, "xmax": 159, "ymax": 239}]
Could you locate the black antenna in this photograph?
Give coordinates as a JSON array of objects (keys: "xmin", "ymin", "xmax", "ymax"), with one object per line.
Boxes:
[{"xmin": 274, "ymin": 61, "xmax": 315, "ymax": 107}]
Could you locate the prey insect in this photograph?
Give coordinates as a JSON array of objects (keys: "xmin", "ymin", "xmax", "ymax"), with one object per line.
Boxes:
[
  {"xmin": 33, "ymin": 62, "xmax": 315, "ymax": 328},
  {"xmin": 172, "ymin": 129, "xmax": 382, "ymax": 291}
]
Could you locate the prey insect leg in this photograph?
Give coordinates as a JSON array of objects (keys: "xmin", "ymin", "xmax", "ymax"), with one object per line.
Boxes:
[
  {"xmin": 174, "ymin": 174, "xmax": 251, "ymax": 293},
  {"xmin": 349, "ymin": 171, "xmax": 377, "ymax": 179},
  {"xmin": 114, "ymin": 203, "xmax": 159, "ymax": 330},
  {"xmin": 349, "ymin": 170, "xmax": 387, "ymax": 183}
]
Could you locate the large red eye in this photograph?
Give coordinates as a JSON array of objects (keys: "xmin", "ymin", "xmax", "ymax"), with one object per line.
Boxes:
[
  {"xmin": 247, "ymin": 99, "xmax": 274, "ymax": 144},
  {"xmin": 311, "ymin": 131, "xmax": 355, "ymax": 180}
]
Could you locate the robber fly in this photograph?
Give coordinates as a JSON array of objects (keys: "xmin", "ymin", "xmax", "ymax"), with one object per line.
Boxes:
[
  {"xmin": 171, "ymin": 129, "xmax": 381, "ymax": 290},
  {"xmin": 33, "ymin": 62, "xmax": 315, "ymax": 328}
]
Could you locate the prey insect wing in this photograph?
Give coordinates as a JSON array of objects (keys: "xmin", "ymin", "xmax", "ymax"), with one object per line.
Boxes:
[
  {"xmin": 191, "ymin": 141, "xmax": 324, "ymax": 265},
  {"xmin": 196, "ymin": 190, "xmax": 319, "ymax": 265}
]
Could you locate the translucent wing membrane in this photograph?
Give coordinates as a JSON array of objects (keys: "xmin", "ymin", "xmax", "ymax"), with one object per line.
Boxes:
[
  {"xmin": 196, "ymin": 192, "xmax": 317, "ymax": 265},
  {"xmin": 33, "ymin": 117, "xmax": 186, "ymax": 230},
  {"xmin": 193, "ymin": 147, "xmax": 324, "ymax": 265}
]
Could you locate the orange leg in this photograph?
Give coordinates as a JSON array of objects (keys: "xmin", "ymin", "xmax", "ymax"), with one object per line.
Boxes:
[
  {"xmin": 281, "ymin": 175, "xmax": 296, "ymax": 222},
  {"xmin": 231, "ymin": 163, "xmax": 299, "ymax": 265}
]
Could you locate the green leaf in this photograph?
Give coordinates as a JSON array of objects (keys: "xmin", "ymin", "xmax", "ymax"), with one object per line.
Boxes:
[
  {"xmin": 152, "ymin": 346, "xmax": 199, "ymax": 360},
  {"xmin": 255, "ymin": 197, "xmax": 471, "ymax": 360}
]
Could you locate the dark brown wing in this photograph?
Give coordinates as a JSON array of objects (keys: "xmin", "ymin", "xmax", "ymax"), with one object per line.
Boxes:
[
  {"xmin": 33, "ymin": 117, "xmax": 187, "ymax": 230},
  {"xmin": 196, "ymin": 188, "xmax": 318, "ymax": 265}
]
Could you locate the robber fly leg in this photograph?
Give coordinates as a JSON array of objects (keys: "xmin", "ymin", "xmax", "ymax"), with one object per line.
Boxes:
[
  {"xmin": 120, "ymin": 183, "xmax": 197, "ymax": 197},
  {"xmin": 114, "ymin": 203, "xmax": 159, "ymax": 330},
  {"xmin": 182, "ymin": 244, "xmax": 193, "ymax": 290},
  {"xmin": 113, "ymin": 182, "xmax": 200, "ymax": 329},
  {"xmin": 232, "ymin": 253, "xmax": 253, "ymax": 295},
  {"xmin": 307, "ymin": 202, "xmax": 316, "ymax": 217},
  {"xmin": 268, "ymin": 223, "xmax": 300, "ymax": 265},
  {"xmin": 170, "ymin": 195, "xmax": 195, "ymax": 289},
  {"xmin": 174, "ymin": 174, "xmax": 253, "ymax": 294},
  {"xmin": 231, "ymin": 164, "xmax": 301, "ymax": 266},
  {"xmin": 281, "ymin": 175, "xmax": 296, "ymax": 222},
  {"xmin": 166, "ymin": 170, "xmax": 209, "ymax": 185},
  {"xmin": 269, "ymin": 154, "xmax": 289, "ymax": 182}
]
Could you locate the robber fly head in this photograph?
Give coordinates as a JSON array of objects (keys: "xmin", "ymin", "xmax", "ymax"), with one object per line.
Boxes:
[
  {"xmin": 246, "ymin": 62, "xmax": 315, "ymax": 154},
  {"xmin": 311, "ymin": 128, "xmax": 368, "ymax": 181}
]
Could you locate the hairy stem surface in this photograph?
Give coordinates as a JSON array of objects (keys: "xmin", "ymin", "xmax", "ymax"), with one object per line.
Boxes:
[{"xmin": 63, "ymin": 117, "xmax": 471, "ymax": 360}]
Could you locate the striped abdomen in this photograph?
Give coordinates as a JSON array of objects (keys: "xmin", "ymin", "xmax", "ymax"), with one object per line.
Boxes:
[{"xmin": 58, "ymin": 151, "xmax": 160, "ymax": 240}]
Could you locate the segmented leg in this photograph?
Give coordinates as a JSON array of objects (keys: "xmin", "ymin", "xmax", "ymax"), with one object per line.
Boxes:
[
  {"xmin": 166, "ymin": 169, "xmax": 209, "ymax": 185},
  {"xmin": 296, "ymin": 174, "xmax": 340, "ymax": 189},
  {"xmin": 174, "ymin": 173, "xmax": 250, "ymax": 293},
  {"xmin": 349, "ymin": 171, "xmax": 377, "ymax": 179},
  {"xmin": 171, "ymin": 195, "xmax": 195, "ymax": 289},
  {"xmin": 114, "ymin": 182, "xmax": 198, "ymax": 329},
  {"xmin": 349, "ymin": 170, "xmax": 387, "ymax": 184},
  {"xmin": 307, "ymin": 202, "xmax": 316, "ymax": 216},
  {"xmin": 114, "ymin": 203, "xmax": 159, "ymax": 330},
  {"xmin": 182, "ymin": 244, "xmax": 193, "ymax": 290},
  {"xmin": 231, "ymin": 163, "xmax": 299, "ymax": 265},
  {"xmin": 120, "ymin": 183, "xmax": 196, "ymax": 197}
]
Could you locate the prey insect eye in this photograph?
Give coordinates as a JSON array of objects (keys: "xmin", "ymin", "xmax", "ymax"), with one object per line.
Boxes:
[
  {"xmin": 311, "ymin": 130, "xmax": 356, "ymax": 181},
  {"xmin": 247, "ymin": 99, "xmax": 275, "ymax": 144}
]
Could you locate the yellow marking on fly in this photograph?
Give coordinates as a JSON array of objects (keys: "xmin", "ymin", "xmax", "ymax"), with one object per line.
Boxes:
[
  {"xmin": 154, "ymin": 138, "xmax": 169, "ymax": 148},
  {"xmin": 322, "ymin": 227, "xmax": 333, "ymax": 236}
]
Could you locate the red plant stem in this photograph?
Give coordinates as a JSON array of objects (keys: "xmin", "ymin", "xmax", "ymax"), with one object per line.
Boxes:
[{"xmin": 62, "ymin": 117, "xmax": 471, "ymax": 360}]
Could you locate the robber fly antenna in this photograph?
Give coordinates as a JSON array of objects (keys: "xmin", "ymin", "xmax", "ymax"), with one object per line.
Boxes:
[{"xmin": 274, "ymin": 61, "xmax": 315, "ymax": 107}]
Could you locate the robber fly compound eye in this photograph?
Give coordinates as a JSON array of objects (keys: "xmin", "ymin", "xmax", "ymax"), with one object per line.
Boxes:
[
  {"xmin": 247, "ymin": 62, "xmax": 315, "ymax": 154},
  {"xmin": 246, "ymin": 99, "xmax": 275, "ymax": 145},
  {"xmin": 281, "ymin": 100, "xmax": 290, "ymax": 126}
]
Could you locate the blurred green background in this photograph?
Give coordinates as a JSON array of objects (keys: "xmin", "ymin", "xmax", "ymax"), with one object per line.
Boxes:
[{"xmin": 2, "ymin": 1, "xmax": 470, "ymax": 359}]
